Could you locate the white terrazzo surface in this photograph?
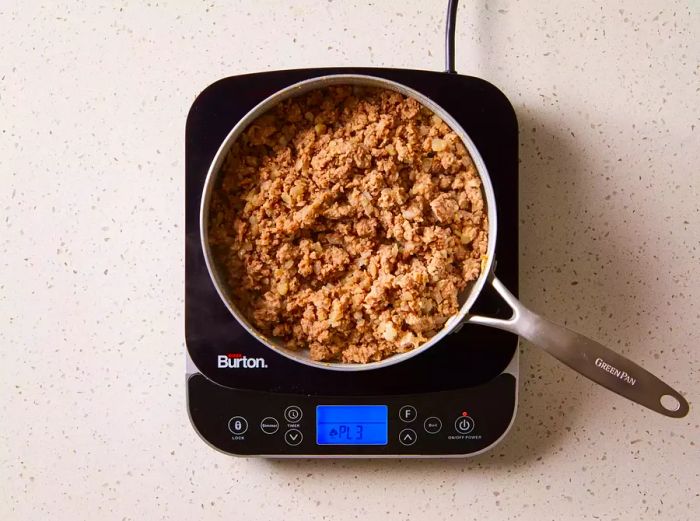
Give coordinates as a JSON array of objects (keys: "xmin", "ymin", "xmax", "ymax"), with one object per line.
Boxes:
[{"xmin": 1, "ymin": 1, "xmax": 698, "ymax": 519}]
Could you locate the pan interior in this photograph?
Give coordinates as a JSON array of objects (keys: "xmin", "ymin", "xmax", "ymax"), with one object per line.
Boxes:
[{"xmin": 200, "ymin": 74, "xmax": 498, "ymax": 371}]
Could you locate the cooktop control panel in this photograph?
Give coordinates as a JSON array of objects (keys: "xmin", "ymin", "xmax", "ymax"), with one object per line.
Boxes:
[{"xmin": 188, "ymin": 372, "xmax": 516, "ymax": 456}]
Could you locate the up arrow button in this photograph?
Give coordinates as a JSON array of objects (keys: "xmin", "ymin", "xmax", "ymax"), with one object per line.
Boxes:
[{"xmin": 399, "ymin": 428, "xmax": 417, "ymax": 446}]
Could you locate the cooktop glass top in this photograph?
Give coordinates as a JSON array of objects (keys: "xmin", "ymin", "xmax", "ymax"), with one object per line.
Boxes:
[{"xmin": 185, "ymin": 68, "xmax": 518, "ymax": 395}]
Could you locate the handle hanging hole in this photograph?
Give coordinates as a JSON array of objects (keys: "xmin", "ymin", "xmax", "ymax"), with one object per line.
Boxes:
[{"xmin": 660, "ymin": 394, "xmax": 681, "ymax": 412}]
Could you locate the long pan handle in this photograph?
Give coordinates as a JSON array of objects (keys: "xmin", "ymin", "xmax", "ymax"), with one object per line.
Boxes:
[{"xmin": 465, "ymin": 276, "xmax": 689, "ymax": 418}]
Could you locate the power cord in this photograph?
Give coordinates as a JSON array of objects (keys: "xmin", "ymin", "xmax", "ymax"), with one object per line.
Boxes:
[{"xmin": 445, "ymin": 0, "xmax": 459, "ymax": 73}]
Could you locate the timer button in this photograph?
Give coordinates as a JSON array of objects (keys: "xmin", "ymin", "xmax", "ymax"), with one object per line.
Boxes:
[
  {"xmin": 284, "ymin": 406, "xmax": 303, "ymax": 423},
  {"xmin": 424, "ymin": 417, "xmax": 442, "ymax": 434},
  {"xmin": 284, "ymin": 428, "xmax": 303, "ymax": 446},
  {"xmin": 228, "ymin": 416, "xmax": 248, "ymax": 435},
  {"xmin": 454, "ymin": 416, "xmax": 475, "ymax": 434},
  {"xmin": 398, "ymin": 405, "xmax": 417, "ymax": 423},
  {"xmin": 260, "ymin": 417, "xmax": 279, "ymax": 434},
  {"xmin": 399, "ymin": 428, "xmax": 417, "ymax": 446}
]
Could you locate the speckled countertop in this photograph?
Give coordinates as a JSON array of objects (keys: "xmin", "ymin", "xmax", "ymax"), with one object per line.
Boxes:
[{"xmin": 1, "ymin": 1, "xmax": 698, "ymax": 519}]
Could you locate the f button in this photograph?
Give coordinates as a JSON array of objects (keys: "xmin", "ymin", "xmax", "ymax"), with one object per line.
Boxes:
[{"xmin": 399, "ymin": 405, "xmax": 417, "ymax": 423}]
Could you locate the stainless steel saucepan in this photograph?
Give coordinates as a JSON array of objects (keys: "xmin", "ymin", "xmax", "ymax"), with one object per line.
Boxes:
[{"xmin": 200, "ymin": 74, "xmax": 689, "ymax": 418}]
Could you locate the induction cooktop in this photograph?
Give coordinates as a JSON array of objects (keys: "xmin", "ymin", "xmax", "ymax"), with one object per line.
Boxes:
[{"xmin": 185, "ymin": 66, "xmax": 520, "ymax": 457}]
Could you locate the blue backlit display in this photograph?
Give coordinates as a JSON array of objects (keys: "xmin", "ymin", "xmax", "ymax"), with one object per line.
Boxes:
[{"xmin": 316, "ymin": 405, "xmax": 388, "ymax": 445}]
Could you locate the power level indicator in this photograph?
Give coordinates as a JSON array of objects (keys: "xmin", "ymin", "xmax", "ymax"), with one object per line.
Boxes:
[{"xmin": 316, "ymin": 405, "xmax": 388, "ymax": 445}]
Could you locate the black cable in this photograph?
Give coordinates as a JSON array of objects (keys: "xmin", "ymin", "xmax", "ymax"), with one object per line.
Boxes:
[{"xmin": 445, "ymin": 0, "xmax": 459, "ymax": 73}]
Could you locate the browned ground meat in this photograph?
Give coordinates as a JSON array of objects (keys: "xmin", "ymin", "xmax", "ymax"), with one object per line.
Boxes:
[{"xmin": 208, "ymin": 86, "xmax": 488, "ymax": 363}]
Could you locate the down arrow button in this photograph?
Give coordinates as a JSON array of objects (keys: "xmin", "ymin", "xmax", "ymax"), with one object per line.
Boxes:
[{"xmin": 284, "ymin": 428, "xmax": 303, "ymax": 446}]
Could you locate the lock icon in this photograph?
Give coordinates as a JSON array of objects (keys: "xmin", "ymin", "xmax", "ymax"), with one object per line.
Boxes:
[{"xmin": 228, "ymin": 416, "xmax": 248, "ymax": 435}]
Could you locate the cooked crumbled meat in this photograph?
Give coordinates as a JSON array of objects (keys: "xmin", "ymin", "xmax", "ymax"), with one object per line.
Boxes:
[{"xmin": 208, "ymin": 85, "xmax": 488, "ymax": 363}]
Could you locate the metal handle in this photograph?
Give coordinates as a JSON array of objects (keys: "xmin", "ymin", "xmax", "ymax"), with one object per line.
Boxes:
[{"xmin": 466, "ymin": 275, "xmax": 690, "ymax": 418}]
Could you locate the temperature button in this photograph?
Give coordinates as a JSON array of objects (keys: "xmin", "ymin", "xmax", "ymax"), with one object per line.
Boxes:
[
  {"xmin": 454, "ymin": 416, "xmax": 475, "ymax": 434},
  {"xmin": 228, "ymin": 416, "xmax": 248, "ymax": 435}
]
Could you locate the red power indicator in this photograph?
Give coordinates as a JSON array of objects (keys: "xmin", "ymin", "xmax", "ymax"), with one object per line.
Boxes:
[{"xmin": 461, "ymin": 411, "xmax": 469, "ymax": 417}]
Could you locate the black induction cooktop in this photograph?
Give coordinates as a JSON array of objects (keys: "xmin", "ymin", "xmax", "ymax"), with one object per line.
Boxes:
[{"xmin": 185, "ymin": 68, "xmax": 519, "ymax": 456}]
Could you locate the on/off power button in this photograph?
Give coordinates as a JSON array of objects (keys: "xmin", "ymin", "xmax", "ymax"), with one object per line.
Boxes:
[{"xmin": 454, "ymin": 416, "xmax": 475, "ymax": 434}]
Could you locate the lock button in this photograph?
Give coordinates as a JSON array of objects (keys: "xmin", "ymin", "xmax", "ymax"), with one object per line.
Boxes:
[{"xmin": 228, "ymin": 416, "xmax": 248, "ymax": 435}]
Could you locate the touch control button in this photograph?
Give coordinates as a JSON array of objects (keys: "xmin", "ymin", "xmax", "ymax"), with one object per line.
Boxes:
[
  {"xmin": 260, "ymin": 417, "xmax": 279, "ymax": 434},
  {"xmin": 424, "ymin": 417, "xmax": 442, "ymax": 434},
  {"xmin": 399, "ymin": 405, "xmax": 417, "ymax": 423},
  {"xmin": 454, "ymin": 416, "xmax": 475, "ymax": 434},
  {"xmin": 228, "ymin": 416, "xmax": 248, "ymax": 435},
  {"xmin": 399, "ymin": 428, "xmax": 417, "ymax": 446},
  {"xmin": 284, "ymin": 406, "xmax": 303, "ymax": 423},
  {"xmin": 284, "ymin": 429, "xmax": 303, "ymax": 446}
]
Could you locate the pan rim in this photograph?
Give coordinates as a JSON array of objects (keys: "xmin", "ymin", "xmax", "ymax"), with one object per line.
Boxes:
[{"xmin": 199, "ymin": 73, "xmax": 498, "ymax": 371}]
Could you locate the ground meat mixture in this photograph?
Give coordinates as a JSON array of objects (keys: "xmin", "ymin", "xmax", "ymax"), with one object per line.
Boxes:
[{"xmin": 207, "ymin": 86, "xmax": 488, "ymax": 363}]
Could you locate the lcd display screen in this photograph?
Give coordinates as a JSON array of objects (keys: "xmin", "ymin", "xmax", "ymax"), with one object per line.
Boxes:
[{"xmin": 316, "ymin": 405, "xmax": 388, "ymax": 445}]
